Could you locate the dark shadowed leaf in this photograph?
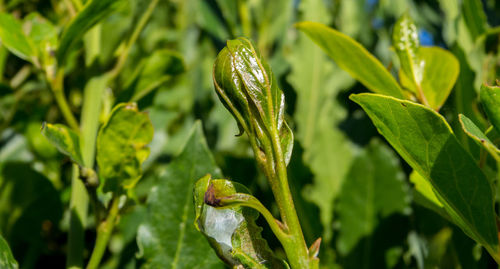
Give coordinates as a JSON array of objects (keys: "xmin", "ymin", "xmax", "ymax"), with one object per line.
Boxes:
[
  {"xmin": 97, "ymin": 103, "xmax": 153, "ymax": 193},
  {"xmin": 336, "ymin": 139, "xmax": 410, "ymax": 255},
  {"xmin": 136, "ymin": 122, "xmax": 224, "ymax": 268},
  {"xmin": 350, "ymin": 93, "xmax": 499, "ymax": 258}
]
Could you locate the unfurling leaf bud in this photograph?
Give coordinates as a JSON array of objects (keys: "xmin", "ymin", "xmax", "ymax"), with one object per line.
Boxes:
[{"xmin": 213, "ymin": 37, "xmax": 293, "ymax": 165}]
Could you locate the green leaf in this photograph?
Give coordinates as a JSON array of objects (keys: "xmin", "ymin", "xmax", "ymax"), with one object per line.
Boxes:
[
  {"xmin": 23, "ymin": 13, "xmax": 58, "ymax": 71},
  {"xmin": 336, "ymin": 139, "xmax": 409, "ymax": 255},
  {"xmin": 0, "ymin": 12, "xmax": 36, "ymax": 63},
  {"xmin": 399, "ymin": 47, "xmax": 459, "ymax": 110},
  {"xmin": 97, "ymin": 103, "xmax": 153, "ymax": 193},
  {"xmin": 137, "ymin": 122, "xmax": 223, "ymax": 268},
  {"xmin": 480, "ymin": 84, "xmax": 500, "ymax": 134},
  {"xmin": 350, "ymin": 93, "xmax": 498, "ymax": 255},
  {"xmin": 459, "ymin": 114, "xmax": 500, "ymax": 161},
  {"xmin": 0, "ymin": 234, "xmax": 17, "ymax": 269},
  {"xmin": 287, "ymin": 0, "xmax": 354, "ymax": 242},
  {"xmin": 124, "ymin": 49, "xmax": 185, "ymax": 102},
  {"xmin": 409, "ymin": 171, "xmax": 448, "ymax": 219},
  {"xmin": 392, "ymin": 13, "xmax": 423, "ymax": 88},
  {"xmin": 41, "ymin": 123, "xmax": 84, "ymax": 166},
  {"xmin": 0, "ymin": 162, "xmax": 63, "ymax": 259},
  {"xmin": 296, "ymin": 21, "xmax": 405, "ymax": 99},
  {"xmin": 463, "ymin": 0, "xmax": 487, "ymax": 40},
  {"xmin": 57, "ymin": 0, "xmax": 126, "ymax": 64},
  {"xmin": 193, "ymin": 175, "xmax": 283, "ymax": 268}
]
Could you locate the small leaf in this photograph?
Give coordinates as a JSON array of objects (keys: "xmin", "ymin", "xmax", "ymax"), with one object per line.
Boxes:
[
  {"xmin": 41, "ymin": 123, "xmax": 84, "ymax": 165},
  {"xmin": 194, "ymin": 175, "xmax": 283, "ymax": 268},
  {"xmin": 336, "ymin": 139, "xmax": 410, "ymax": 255},
  {"xmin": 0, "ymin": 234, "xmax": 17, "ymax": 269},
  {"xmin": 0, "ymin": 12, "xmax": 36, "ymax": 63},
  {"xmin": 296, "ymin": 21, "xmax": 405, "ymax": 99},
  {"xmin": 459, "ymin": 114, "xmax": 500, "ymax": 161},
  {"xmin": 480, "ymin": 84, "xmax": 500, "ymax": 134},
  {"xmin": 399, "ymin": 47, "xmax": 459, "ymax": 110},
  {"xmin": 57, "ymin": 0, "xmax": 126, "ymax": 64},
  {"xmin": 350, "ymin": 93, "xmax": 498, "ymax": 255},
  {"xmin": 393, "ymin": 13, "xmax": 423, "ymax": 87},
  {"xmin": 97, "ymin": 103, "xmax": 153, "ymax": 193},
  {"xmin": 137, "ymin": 122, "xmax": 223, "ymax": 268}
]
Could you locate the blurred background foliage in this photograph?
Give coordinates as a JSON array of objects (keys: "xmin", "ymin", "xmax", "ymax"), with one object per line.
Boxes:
[{"xmin": 1, "ymin": 0, "xmax": 500, "ymax": 268}]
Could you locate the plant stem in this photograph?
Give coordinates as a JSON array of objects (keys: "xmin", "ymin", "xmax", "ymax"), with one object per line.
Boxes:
[
  {"xmin": 269, "ymin": 128, "xmax": 312, "ymax": 268},
  {"xmin": 86, "ymin": 197, "xmax": 120, "ymax": 269},
  {"xmin": 50, "ymin": 70, "xmax": 80, "ymax": 131},
  {"xmin": 67, "ymin": 164, "xmax": 89, "ymax": 269},
  {"xmin": 108, "ymin": 0, "xmax": 159, "ymax": 79}
]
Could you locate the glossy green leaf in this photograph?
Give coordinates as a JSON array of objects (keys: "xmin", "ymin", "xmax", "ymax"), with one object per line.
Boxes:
[
  {"xmin": 399, "ymin": 47, "xmax": 459, "ymax": 110},
  {"xmin": 193, "ymin": 175, "xmax": 283, "ymax": 268},
  {"xmin": 137, "ymin": 122, "xmax": 223, "ymax": 268},
  {"xmin": 336, "ymin": 139, "xmax": 409, "ymax": 255},
  {"xmin": 480, "ymin": 84, "xmax": 500, "ymax": 134},
  {"xmin": 459, "ymin": 114, "xmax": 500, "ymax": 161},
  {"xmin": 41, "ymin": 123, "xmax": 84, "ymax": 166},
  {"xmin": 287, "ymin": 0, "xmax": 354, "ymax": 242},
  {"xmin": 296, "ymin": 21, "xmax": 405, "ymax": 99},
  {"xmin": 0, "ymin": 234, "xmax": 17, "ymax": 269},
  {"xmin": 0, "ymin": 12, "xmax": 36, "ymax": 63},
  {"xmin": 97, "ymin": 103, "xmax": 153, "ymax": 193},
  {"xmin": 350, "ymin": 93, "xmax": 498, "ymax": 255},
  {"xmin": 393, "ymin": 13, "xmax": 423, "ymax": 88},
  {"xmin": 57, "ymin": 0, "xmax": 126, "ymax": 64},
  {"xmin": 213, "ymin": 37, "xmax": 293, "ymax": 164}
]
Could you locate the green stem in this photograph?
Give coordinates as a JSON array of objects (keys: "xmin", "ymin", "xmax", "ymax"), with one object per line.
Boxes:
[
  {"xmin": 107, "ymin": 0, "xmax": 159, "ymax": 79},
  {"xmin": 86, "ymin": 197, "xmax": 120, "ymax": 269},
  {"xmin": 67, "ymin": 164, "xmax": 89, "ymax": 269},
  {"xmin": 269, "ymin": 128, "xmax": 311, "ymax": 269},
  {"xmin": 50, "ymin": 70, "xmax": 79, "ymax": 131}
]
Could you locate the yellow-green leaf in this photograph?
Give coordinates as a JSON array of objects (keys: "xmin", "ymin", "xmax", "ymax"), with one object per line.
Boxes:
[
  {"xmin": 399, "ymin": 47, "xmax": 459, "ymax": 110},
  {"xmin": 41, "ymin": 123, "xmax": 84, "ymax": 165},
  {"xmin": 296, "ymin": 21, "xmax": 405, "ymax": 99},
  {"xmin": 0, "ymin": 12, "xmax": 36, "ymax": 63},
  {"xmin": 96, "ymin": 103, "xmax": 153, "ymax": 193}
]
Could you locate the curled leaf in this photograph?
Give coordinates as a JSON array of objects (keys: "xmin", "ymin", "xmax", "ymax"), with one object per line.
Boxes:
[{"xmin": 194, "ymin": 175, "xmax": 284, "ymax": 268}]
